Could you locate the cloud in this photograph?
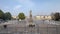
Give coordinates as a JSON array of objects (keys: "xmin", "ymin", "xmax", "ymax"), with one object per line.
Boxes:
[
  {"xmin": 17, "ymin": 0, "xmax": 35, "ymax": 8},
  {"xmin": 13, "ymin": 5, "xmax": 22, "ymax": 10},
  {"xmin": 4, "ymin": 6, "xmax": 9, "ymax": 9},
  {"xmin": 2, "ymin": 6, "xmax": 10, "ymax": 12}
]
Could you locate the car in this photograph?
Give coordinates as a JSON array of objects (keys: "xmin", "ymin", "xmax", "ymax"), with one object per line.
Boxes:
[{"xmin": 0, "ymin": 19, "xmax": 5, "ymax": 23}]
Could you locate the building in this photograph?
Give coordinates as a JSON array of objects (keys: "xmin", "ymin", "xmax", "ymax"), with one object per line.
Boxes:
[
  {"xmin": 12, "ymin": 15, "xmax": 52, "ymax": 20},
  {"xmin": 35, "ymin": 15, "xmax": 52, "ymax": 20},
  {"xmin": 12, "ymin": 16, "xmax": 18, "ymax": 20},
  {"xmin": 12, "ymin": 16, "xmax": 17, "ymax": 19}
]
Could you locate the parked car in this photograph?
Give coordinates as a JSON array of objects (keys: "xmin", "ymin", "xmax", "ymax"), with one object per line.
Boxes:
[{"xmin": 0, "ymin": 19, "xmax": 5, "ymax": 23}]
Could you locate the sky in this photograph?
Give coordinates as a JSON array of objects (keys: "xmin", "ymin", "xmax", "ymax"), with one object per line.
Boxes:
[{"xmin": 0, "ymin": 0, "xmax": 60, "ymax": 16}]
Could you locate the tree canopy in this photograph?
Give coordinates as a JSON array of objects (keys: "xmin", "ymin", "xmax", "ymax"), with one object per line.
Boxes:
[
  {"xmin": 0, "ymin": 10, "xmax": 12, "ymax": 20},
  {"xmin": 0, "ymin": 10, "xmax": 4, "ymax": 20},
  {"xmin": 51, "ymin": 12, "xmax": 60, "ymax": 21},
  {"xmin": 4, "ymin": 12, "xmax": 12, "ymax": 20},
  {"xmin": 18, "ymin": 13, "xmax": 25, "ymax": 20}
]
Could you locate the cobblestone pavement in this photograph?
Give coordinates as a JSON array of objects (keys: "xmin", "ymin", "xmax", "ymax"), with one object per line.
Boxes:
[{"xmin": 0, "ymin": 20, "xmax": 60, "ymax": 34}]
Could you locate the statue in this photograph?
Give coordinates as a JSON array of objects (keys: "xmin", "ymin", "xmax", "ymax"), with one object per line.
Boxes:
[
  {"xmin": 29, "ymin": 10, "xmax": 33, "ymax": 22},
  {"xmin": 29, "ymin": 10, "xmax": 35, "ymax": 27}
]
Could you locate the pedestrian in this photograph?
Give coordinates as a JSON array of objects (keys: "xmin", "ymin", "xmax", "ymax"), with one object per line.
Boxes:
[{"xmin": 3, "ymin": 25, "xmax": 7, "ymax": 29}]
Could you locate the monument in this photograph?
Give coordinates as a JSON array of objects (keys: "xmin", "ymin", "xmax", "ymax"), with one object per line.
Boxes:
[
  {"xmin": 28, "ymin": 10, "xmax": 35, "ymax": 27},
  {"xmin": 29, "ymin": 10, "xmax": 33, "ymax": 22}
]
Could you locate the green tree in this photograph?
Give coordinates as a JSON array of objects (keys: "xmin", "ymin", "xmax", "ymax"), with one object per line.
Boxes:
[
  {"xmin": 4, "ymin": 12, "xmax": 12, "ymax": 20},
  {"xmin": 18, "ymin": 13, "xmax": 25, "ymax": 20},
  {"xmin": 0, "ymin": 10, "xmax": 4, "ymax": 20}
]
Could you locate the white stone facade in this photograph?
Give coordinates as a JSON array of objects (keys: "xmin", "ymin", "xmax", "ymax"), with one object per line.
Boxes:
[{"xmin": 35, "ymin": 15, "xmax": 52, "ymax": 20}]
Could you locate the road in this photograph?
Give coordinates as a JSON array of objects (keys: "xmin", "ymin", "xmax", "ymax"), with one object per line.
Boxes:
[{"xmin": 0, "ymin": 20, "xmax": 60, "ymax": 34}]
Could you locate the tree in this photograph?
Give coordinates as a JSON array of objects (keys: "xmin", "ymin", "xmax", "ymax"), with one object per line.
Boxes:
[
  {"xmin": 54, "ymin": 12, "xmax": 60, "ymax": 21},
  {"xmin": 18, "ymin": 13, "xmax": 25, "ymax": 20},
  {"xmin": 4, "ymin": 12, "xmax": 12, "ymax": 20},
  {"xmin": 51, "ymin": 12, "xmax": 60, "ymax": 21},
  {"xmin": 0, "ymin": 10, "xmax": 4, "ymax": 20}
]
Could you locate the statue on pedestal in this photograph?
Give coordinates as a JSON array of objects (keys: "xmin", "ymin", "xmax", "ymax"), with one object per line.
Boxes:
[
  {"xmin": 29, "ymin": 10, "xmax": 33, "ymax": 23},
  {"xmin": 29, "ymin": 10, "xmax": 35, "ymax": 27}
]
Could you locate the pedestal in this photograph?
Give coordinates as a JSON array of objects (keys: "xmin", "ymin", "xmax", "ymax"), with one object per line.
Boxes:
[{"xmin": 28, "ymin": 22, "xmax": 35, "ymax": 27}]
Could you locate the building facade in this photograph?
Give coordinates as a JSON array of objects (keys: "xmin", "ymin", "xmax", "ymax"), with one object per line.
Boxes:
[{"xmin": 35, "ymin": 15, "xmax": 52, "ymax": 20}]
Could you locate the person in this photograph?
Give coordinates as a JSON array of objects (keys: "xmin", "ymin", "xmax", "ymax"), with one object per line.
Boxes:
[
  {"xmin": 3, "ymin": 25, "xmax": 7, "ymax": 28},
  {"xmin": 43, "ymin": 19, "xmax": 45, "ymax": 24}
]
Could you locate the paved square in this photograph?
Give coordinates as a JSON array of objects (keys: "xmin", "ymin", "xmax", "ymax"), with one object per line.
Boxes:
[{"xmin": 0, "ymin": 20, "xmax": 60, "ymax": 34}]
